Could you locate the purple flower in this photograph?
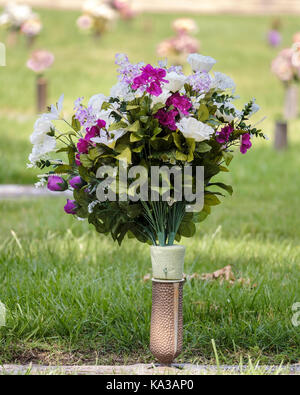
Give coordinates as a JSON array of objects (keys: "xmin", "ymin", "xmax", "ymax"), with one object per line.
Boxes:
[
  {"xmin": 75, "ymin": 153, "xmax": 81, "ymax": 166},
  {"xmin": 132, "ymin": 64, "xmax": 168, "ymax": 97},
  {"xmin": 268, "ymin": 30, "xmax": 282, "ymax": 47},
  {"xmin": 216, "ymin": 125, "xmax": 234, "ymax": 144},
  {"xmin": 187, "ymin": 71, "xmax": 211, "ymax": 93},
  {"xmin": 154, "ymin": 108, "xmax": 178, "ymax": 130},
  {"xmin": 85, "ymin": 126, "xmax": 99, "ymax": 141},
  {"xmin": 166, "ymin": 92, "xmax": 192, "ymax": 116},
  {"xmin": 77, "ymin": 138, "xmax": 89, "ymax": 154},
  {"xmin": 69, "ymin": 176, "xmax": 84, "ymax": 189},
  {"xmin": 240, "ymin": 133, "xmax": 252, "ymax": 154},
  {"xmin": 47, "ymin": 175, "xmax": 68, "ymax": 192},
  {"xmin": 115, "ymin": 53, "xmax": 144, "ymax": 85},
  {"xmin": 64, "ymin": 199, "xmax": 77, "ymax": 215}
]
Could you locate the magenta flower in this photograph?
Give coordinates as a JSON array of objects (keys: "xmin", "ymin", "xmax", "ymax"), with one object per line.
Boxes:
[
  {"xmin": 155, "ymin": 108, "xmax": 178, "ymax": 131},
  {"xmin": 216, "ymin": 125, "xmax": 234, "ymax": 144},
  {"xmin": 69, "ymin": 176, "xmax": 84, "ymax": 189},
  {"xmin": 240, "ymin": 133, "xmax": 252, "ymax": 154},
  {"xmin": 75, "ymin": 153, "xmax": 81, "ymax": 166},
  {"xmin": 97, "ymin": 119, "xmax": 106, "ymax": 128},
  {"xmin": 77, "ymin": 138, "xmax": 89, "ymax": 154},
  {"xmin": 26, "ymin": 50, "xmax": 54, "ymax": 73},
  {"xmin": 64, "ymin": 199, "xmax": 77, "ymax": 215},
  {"xmin": 166, "ymin": 92, "xmax": 192, "ymax": 116},
  {"xmin": 132, "ymin": 64, "xmax": 168, "ymax": 97},
  {"xmin": 47, "ymin": 175, "xmax": 68, "ymax": 192}
]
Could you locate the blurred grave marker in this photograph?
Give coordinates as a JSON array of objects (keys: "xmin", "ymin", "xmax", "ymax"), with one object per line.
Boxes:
[{"xmin": 0, "ymin": 42, "xmax": 6, "ymax": 66}]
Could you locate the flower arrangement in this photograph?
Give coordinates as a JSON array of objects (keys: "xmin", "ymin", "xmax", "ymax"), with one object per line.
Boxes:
[
  {"xmin": 77, "ymin": 0, "xmax": 117, "ymax": 36},
  {"xmin": 157, "ymin": 19, "xmax": 199, "ymax": 65},
  {"xmin": 272, "ymin": 42, "xmax": 300, "ymax": 120},
  {"xmin": 27, "ymin": 50, "xmax": 54, "ymax": 113},
  {"xmin": 27, "ymin": 50, "xmax": 54, "ymax": 74},
  {"xmin": 28, "ymin": 53, "xmax": 264, "ymax": 246},
  {"xmin": 0, "ymin": 2, "xmax": 42, "ymax": 39},
  {"xmin": 111, "ymin": 0, "xmax": 135, "ymax": 20},
  {"xmin": 271, "ymin": 44, "xmax": 300, "ymax": 83}
]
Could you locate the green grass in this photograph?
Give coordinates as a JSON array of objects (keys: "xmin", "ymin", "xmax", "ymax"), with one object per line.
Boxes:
[
  {"xmin": 0, "ymin": 140, "xmax": 299, "ymax": 365},
  {"xmin": 0, "ymin": 9, "xmax": 300, "ymax": 366}
]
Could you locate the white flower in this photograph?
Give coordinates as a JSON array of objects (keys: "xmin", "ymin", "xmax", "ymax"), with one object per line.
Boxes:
[
  {"xmin": 190, "ymin": 94, "xmax": 205, "ymax": 110},
  {"xmin": 91, "ymin": 129, "xmax": 126, "ymax": 145},
  {"xmin": 150, "ymin": 89, "xmax": 171, "ymax": 107},
  {"xmin": 49, "ymin": 94, "xmax": 64, "ymax": 120},
  {"xmin": 28, "ymin": 135, "xmax": 56, "ymax": 164},
  {"xmin": 88, "ymin": 93, "xmax": 108, "ymax": 112},
  {"xmin": 4, "ymin": 3, "xmax": 33, "ymax": 27},
  {"xmin": 187, "ymin": 53, "xmax": 216, "ymax": 72},
  {"xmin": 176, "ymin": 117, "xmax": 214, "ymax": 142},
  {"xmin": 164, "ymin": 72, "xmax": 187, "ymax": 92},
  {"xmin": 248, "ymin": 99, "xmax": 260, "ymax": 117},
  {"xmin": 212, "ymin": 72, "xmax": 236, "ymax": 93},
  {"xmin": 29, "ymin": 111, "xmax": 57, "ymax": 165},
  {"xmin": 110, "ymin": 82, "xmax": 135, "ymax": 101},
  {"xmin": 30, "ymin": 114, "xmax": 54, "ymax": 145}
]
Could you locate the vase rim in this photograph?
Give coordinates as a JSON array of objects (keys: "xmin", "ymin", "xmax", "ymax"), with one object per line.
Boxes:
[{"xmin": 150, "ymin": 245, "xmax": 185, "ymax": 250}]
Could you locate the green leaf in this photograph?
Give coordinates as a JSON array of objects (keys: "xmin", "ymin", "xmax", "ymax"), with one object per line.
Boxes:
[
  {"xmin": 193, "ymin": 211, "xmax": 209, "ymax": 223},
  {"xmin": 54, "ymin": 164, "xmax": 72, "ymax": 174},
  {"xmin": 116, "ymin": 147, "xmax": 132, "ymax": 164},
  {"xmin": 175, "ymin": 151, "xmax": 188, "ymax": 162},
  {"xmin": 152, "ymin": 102, "xmax": 165, "ymax": 114},
  {"xmin": 108, "ymin": 121, "xmax": 128, "ymax": 132},
  {"xmin": 126, "ymin": 105, "xmax": 140, "ymax": 111},
  {"xmin": 198, "ymin": 104, "xmax": 210, "ymax": 122},
  {"xmin": 173, "ymin": 132, "xmax": 183, "ymax": 150},
  {"xmin": 101, "ymin": 102, "xmax": 111, "ymax": 111},
  {"xmin": 178, "ymin": 221, "xmax": 196, "ymax": 238},
  {"xmin": 130, "ymin": 133, "xmax": 143, "ymax": 143},
  {"xmin": 222, "ymin": 151, "xmax": 234, "ymax": 166},
  {"xmin": 204, "ymin": 193, "xmax": 221, "ymax": 206},
  {"xmin": 80, "ymin": 154, "xmax": 93, "ymax": 168},
  {"xmin": 71, "ymin": 115, "xmax": 81, "ymax": 132},
  {"xmin": 127, "ymin": 120, "xmax": 140, "ymax": 132},
  {"xmin": 197, "ymin": 142, "xmax": 212, "ymax": 153},
  {"xmin": 208, "ymin": 182, "xmax": 233, "ymax": 195}
]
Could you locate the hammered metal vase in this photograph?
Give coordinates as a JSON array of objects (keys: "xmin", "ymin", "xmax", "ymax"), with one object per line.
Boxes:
[{"xmin": 150, "ymin": 279, "xmax": 184, "ymax": 365}]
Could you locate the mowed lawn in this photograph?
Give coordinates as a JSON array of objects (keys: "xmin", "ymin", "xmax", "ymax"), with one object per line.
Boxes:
[{"xmin": 0, "ymin": 9, "xmax": 299, "ymax": 365}]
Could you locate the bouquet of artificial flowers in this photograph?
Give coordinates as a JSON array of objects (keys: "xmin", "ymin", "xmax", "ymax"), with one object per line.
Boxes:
[
  {"xmin": 0, "ymin": 2, "xmax": 42, "ymax": 38},
  {"xmin": 77, "ymin": 0, "xmax": 117, "ymax": 36},
  {"xmin": 272, "ymin": 42, "xmax": 300, "ymax": 119},
  {"xmin": 29, "ymin": 53, "xmax": 264, "ymax": 246},
  {"xmin": 157, "ymin": 19, "xmax": 199, "ymax": 65}
]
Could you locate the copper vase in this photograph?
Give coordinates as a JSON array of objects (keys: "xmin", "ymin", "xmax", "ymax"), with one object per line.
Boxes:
[{"xmin": 150, "ymin": 279, "xmax": 184, "ymax": 365}]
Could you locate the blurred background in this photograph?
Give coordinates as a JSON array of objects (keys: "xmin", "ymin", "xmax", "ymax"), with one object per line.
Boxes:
[{"xmin": 0, "ymin": 0, "xmax": 299, "ymax": 366}]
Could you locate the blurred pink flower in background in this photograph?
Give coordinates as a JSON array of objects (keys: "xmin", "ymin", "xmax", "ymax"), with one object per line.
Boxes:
[
  {"xmin": 172, "ymin": 18, "xmax": 197, "ymax": 35},
  {"xmin": 271, "ymin": 46, "xmax": 300, "ymax": 82},
  {"xmin": 157, "ymin": 33, "xmax": 199, "ymax": 58},
  {"xmin": 27, "ymin": 50, "xmax": 54, "ymax": 73},
  {"xmin": 21, "ymin": 18, "xmax": 42, "ymax": 36},
  {"xmin": 113, "ymin": 0, "xmax": 135, "ymax": 20},
  {"xmin": 76, "ymin": 14, "xmax": 93, "ymax": 30}
]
